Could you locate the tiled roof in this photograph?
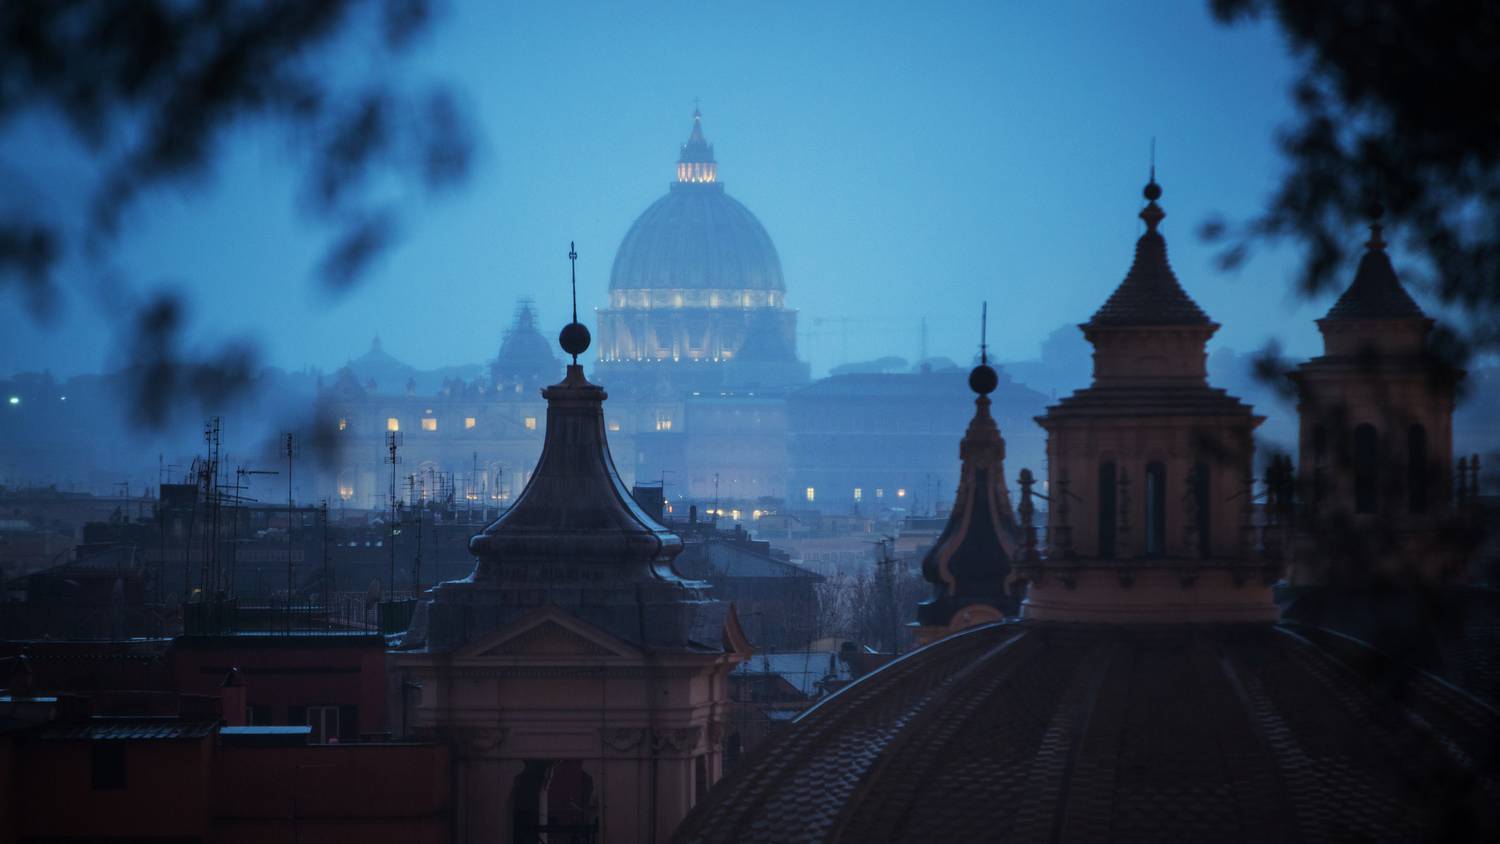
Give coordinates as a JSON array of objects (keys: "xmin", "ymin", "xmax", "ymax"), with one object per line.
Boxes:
[
  {"xmin": 1324, "ymin": 230, "xmax": 1426, "ymax": 320},
  {"xmin": 39, "ymin": 718, "xmax": 217, "ymax": 741},
  {"xmin": 677, "ymin": 622, "xmax": 1500, "ymax": 842},
  {"xmin": 1044, "ymin": 384, "xmax": 1260, "ymax": 420},
  {"xmin": 1086, "ymin": 197, "xmax": 1213, "ymax": 328}
]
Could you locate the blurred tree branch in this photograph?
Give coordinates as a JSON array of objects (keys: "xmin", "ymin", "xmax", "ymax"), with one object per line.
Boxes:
[
  {"xmin": 0, "ymin": 0, "xmax": 471, "ymax": 426},
  {"xmin": 1207, "ymin": 0, "xmax": 1500, "ymax": 351}
]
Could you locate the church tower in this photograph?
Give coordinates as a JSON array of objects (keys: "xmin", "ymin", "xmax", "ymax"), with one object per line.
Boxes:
[
  {"xmin": 1024, "ymin": 176, "xmax": 1275, "ymax": 622},
  {"xmin": 390, "ymin": 247, "xmax": 751, "ymax": 844},
  {"xmin": 1288, "ymin": 207, "xmax": 1465, "ymax": 586},
  {"xmin": 913, "ymin": 311, "xmax": 1023, "ymax": 645}
]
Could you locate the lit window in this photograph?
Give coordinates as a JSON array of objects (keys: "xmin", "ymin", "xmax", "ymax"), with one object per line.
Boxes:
[
  {"xmin": 806, "ymin": 487, "xmax": 816, "ymax": 503},
  {"xmin": 338, "ymin": 417, "xmax": 348, "ymax": 431},
  {"xmin": 386, "ymin": 418, "xmax": 400, "ymax": 432},
  {"xmin": 897, "ymin": 488, "xmax": 907, "ymax": 498},
  {"xmin": 464, "ymin": 417, "xmax": 476, "ymax": 429},
  {"xmin": 876, "ymin": 488, "xmax": 884, "ymax": 499},
  {"xmin": 338, "ymin": 485, "xmax": 354, "ymax": 501},
  {"xmin": 853, "ymin": 487, "xmax": 863, "ymax": 502},
  {"xmin": 655, "ymin": 412, "xmax": 673, "ymax": 432},
  {"xmin": 524, "ymin": 417, "xmax": 537, "ymax": 431},
  {"xmin": 421, "ymin": 418, "xmax": 437, "ymax": 432}
]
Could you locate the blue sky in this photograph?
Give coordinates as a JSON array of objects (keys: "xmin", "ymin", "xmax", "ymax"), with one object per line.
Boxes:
[{"xmin": 5, "ymin": 0, "xmax": 1385, "ymax": 380}]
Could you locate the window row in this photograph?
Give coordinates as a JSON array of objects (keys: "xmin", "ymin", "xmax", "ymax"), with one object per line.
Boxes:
[{"xmin": 339, "ymin": 416, "xmax": 538, "ymax": 433}]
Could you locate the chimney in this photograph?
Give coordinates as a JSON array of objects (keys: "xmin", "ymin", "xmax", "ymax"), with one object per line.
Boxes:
[{"xmin": 219, "ymin": 667, "xmax": 247, "ymax": 727}]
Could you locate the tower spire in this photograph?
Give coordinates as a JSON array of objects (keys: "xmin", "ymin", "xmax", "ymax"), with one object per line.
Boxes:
[
  {"xmin": 980, "ymin": 301, "xmax": 989, "ymax": 365},
  {"xmin": 559, "ymin": 241, "xmax": 591, "ymax": 365},
  {"xmin": 915, "ymin": 301, "xmax": 1019, "ymax": 643},
  {"xmin": 1141, "ymin": 145, "xmax": 1164, "ymax": 233},
  {"xmin": 969, "ymin": 301, "xmax": 998, "ymax": 396}
]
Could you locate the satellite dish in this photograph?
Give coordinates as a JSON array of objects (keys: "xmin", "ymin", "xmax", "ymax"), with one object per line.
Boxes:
[{"xmin": 365, "ymin": 578, "xmax": 382, "ymax": 609}]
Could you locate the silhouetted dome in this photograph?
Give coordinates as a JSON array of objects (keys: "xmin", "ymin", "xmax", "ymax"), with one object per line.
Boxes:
[
  {"xmin": 610, "ymin": 183, "xmax": 784, "ymax": 293},
  {"xmin": 677, "ymin": 622, "xmax": 1500, "ymax": 842},
  {"xmin": 492, "ymin": 302, "xmax": 560, "ymax": 385}
]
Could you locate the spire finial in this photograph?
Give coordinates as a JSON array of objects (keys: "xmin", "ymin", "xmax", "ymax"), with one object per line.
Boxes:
[
  {"xmin": 968, "ymin": 300, "xmax": 998, "ymax": 396},
  {"xmin": 569, "ymin": 241, "xmax": 578, "ymax": 324},
  {"xmin": 559, "ymin": 241, "xmax": 590, "ymax": 364},
  {"xmin": 1141, "ymin": 142, "xmax": 1165, "ymax": 232},
  {"xmin": 1365, "ymin": 201, "xmax": 1386, "ymax": 251},
  {"xmin": 981, "ymin": 301, "xmax": 989, "ymax": 365}
]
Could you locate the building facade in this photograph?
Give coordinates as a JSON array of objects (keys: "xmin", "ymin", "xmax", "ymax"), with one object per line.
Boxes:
[{"xmin": 389, "ymin": 317, "xmax": 750, "ymax": 844}]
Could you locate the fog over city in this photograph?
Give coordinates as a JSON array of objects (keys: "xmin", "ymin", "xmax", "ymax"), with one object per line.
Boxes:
[{"xmin": 1, "ymin": 3, "xmax": 1498, "ymax": 842}]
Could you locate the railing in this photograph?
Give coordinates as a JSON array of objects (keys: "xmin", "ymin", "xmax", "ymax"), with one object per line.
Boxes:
[{"xmin": 182, "ymin": 593, "xmax": 411, "ymax": 636}]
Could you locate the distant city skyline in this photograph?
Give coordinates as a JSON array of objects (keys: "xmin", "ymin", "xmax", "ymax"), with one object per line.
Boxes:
[{"xmin": 0, "ymin": 1, "xmax": 1479, "ymax": 382}]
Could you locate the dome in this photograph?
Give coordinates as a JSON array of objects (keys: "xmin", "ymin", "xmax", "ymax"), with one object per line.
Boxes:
[
  {"xmin": 609, "ymin": 110, "xmax": 784, "ymax": 294},
  {"xmin": 491, "ymin": 301, "xmax": 559, "ymax": 386},
  {"xmin": 610, "ymin": 183, "xmax": 784, "ymax": 293},
  {"xmin": 677, "ymin": 621, "xmax": 1500, "ymax": 842}
]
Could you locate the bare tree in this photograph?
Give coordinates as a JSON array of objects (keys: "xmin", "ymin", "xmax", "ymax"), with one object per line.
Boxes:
[{"xmin": 0, "ymin": 0, "xmax": 472, "ymax": 426}]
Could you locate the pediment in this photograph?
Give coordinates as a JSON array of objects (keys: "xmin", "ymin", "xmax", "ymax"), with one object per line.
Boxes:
[{"xmin": 457, "ymin": 607, "xmax": 642, "ymax": 661}]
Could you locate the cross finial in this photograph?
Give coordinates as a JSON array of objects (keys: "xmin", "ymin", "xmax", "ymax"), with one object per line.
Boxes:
[
  {"xmin": 568, "ymin": 241, "xmax": 578, "ymax": 324},
  {"xmin": 559, "ymin": 241, "xmax": 591, "ymax": 364}
]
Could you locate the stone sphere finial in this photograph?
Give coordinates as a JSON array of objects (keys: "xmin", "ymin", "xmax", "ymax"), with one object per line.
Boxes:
[
  {"xmin": 560, "ymin": 322, "xmax": 591, "ymax": 359},
  {"xmin": 969, "ymin": 363, "xmax": 998, "ymax": 396}
]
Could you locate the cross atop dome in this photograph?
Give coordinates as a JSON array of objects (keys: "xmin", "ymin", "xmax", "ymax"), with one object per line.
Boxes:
[{"xmin": 677, "ymin": 106, "xmax": 717, "ymax": 183}]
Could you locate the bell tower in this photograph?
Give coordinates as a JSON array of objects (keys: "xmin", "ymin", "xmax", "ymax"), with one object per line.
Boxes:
[
  {"xmin": 1024, "ymin": 176, "xmax": 1274, "ymax": 623},
  {"xmin": 1288, "ymin": 206, "xmax": 1465, "ymax": 585}
]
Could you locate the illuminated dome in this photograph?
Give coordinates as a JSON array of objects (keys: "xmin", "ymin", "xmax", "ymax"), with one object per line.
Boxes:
[{"xmin": 609, "ymin": 109, "xmax": 785, "ymax": 302}]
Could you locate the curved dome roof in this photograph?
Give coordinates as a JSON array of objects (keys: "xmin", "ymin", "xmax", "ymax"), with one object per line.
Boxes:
[
  {"xmin": 610, "ymin": 110, "xmax": 784, "ymax": 293},
  {"xmin": 610, "ymin": 183, "xmax": 784, "ymax": 293},
  {"xmin": 677, "ymin": 621, "xmax": 1500, "ymax": 842},
  {"xmin": 491, "ymin": 301, "xmax": 559, "ymax": 384}
]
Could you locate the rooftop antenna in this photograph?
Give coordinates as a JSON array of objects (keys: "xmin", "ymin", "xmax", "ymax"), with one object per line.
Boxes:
[
  {"xmin": 1150, "ymin": 137, "xmax": 1157, "ymax": 186},
  {"xmin": 283, "ymin": 431, "xmax": 299, "ymax": 632},
  {"xmin": 384, "ymin": 430, "xmax": 403, "ymax": 600}
]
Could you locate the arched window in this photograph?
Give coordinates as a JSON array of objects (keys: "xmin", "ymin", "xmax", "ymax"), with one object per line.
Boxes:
[
  {"xmin": 1354, "ymin": 424, "xmax": 1379, "ymax": 514},
  {"xmin": 1098, "ymin": 461, "xmax": 1117, "ymax": 558},
  {"xmin": 1194, "ymin": 462, "xmax": 1212, "ymax": 558},
  {"xmin": 1145, "ymin": 462, "xmax": 1166, "ymax": 557},
  {"xmin": 1408, "ymin": 425, "xmax": 1428, "ymax": 514}
]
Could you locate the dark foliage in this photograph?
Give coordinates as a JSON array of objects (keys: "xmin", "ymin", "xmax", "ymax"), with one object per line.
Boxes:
[
  {"xmin": 0, "ymin": 0, "xmax": 471, "ymax": 426},
  {"xmin": 1207, "ymin": 0, "xmax": 1500, "ymax": 347}
]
